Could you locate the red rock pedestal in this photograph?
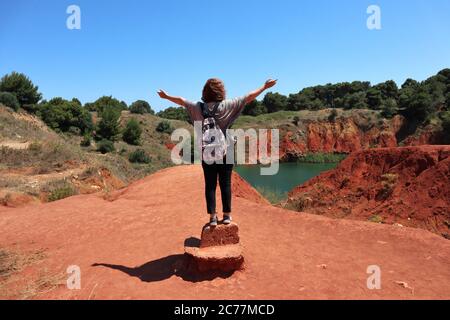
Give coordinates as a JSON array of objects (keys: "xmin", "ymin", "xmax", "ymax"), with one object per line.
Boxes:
[{"xmin": 184, "ymin": 222, "xmax": 244, "ymax": 273}]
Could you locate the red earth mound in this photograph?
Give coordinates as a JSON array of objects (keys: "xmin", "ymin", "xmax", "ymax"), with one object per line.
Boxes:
[
  {"xmin": 0, "ymin": 165, "xmax": 449, "ymax": 299},
  {"xmin": 287, "ymin": 145, "xmax": 450, "ymax": 238}
]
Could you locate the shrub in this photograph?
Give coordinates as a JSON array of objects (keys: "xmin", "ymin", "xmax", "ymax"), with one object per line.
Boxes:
[
  {"xmin": 84, "ymin": 96, "xmax": 127, "ymax": 113},
  {"xmin": 0, "ymin": 92, "xmax": 20, "ymax": 111},
  {"xmin": 156, "ymin": 120, "xmax": 174, "ymax": 134},
  {"xmin": 289, "ymin": 193, "xmax": 314, "ymax": 211},
  {"xmin": 129, "ymin": 100, "xmax": 154, "ymax": 114},
  {"xmin": 96, "ymin": 108, "xmax": 121, "ymax": 141},
  {"xmin": 68, "ymin": 126, "xmax": 81, "ymax": 135},
  {"xmin": 376, "ymin": 173, "xmax": 398, "ymax": 200},
  {"xmin": 38, "ymin": 97, "xmax": 93, "ymax": 134},
  {"xmin": 156, "ymin": 107, "xmax": 189, "ymax": 121},
  {"xmin": 122, "ymin": 118, "xmax": 142, "ymax": 145},
  {"xmin": 28, "ymin": 141, "xmax": 43, "ymax": 152},
  {"xmin": 47, "ymin": 184, "xmax": 76, "ymax": 202},
  {"xmin": 80, "ymin": 134, "xmax": 91, "ymax": 147},
  {"xmin": 292, "ymin": 116, "xmax": 300, "ymax": 126},
  {"xmin": 96, "ymin": 139, "xmax": 115, "ymax": 154},
  {"xmin": 0, "ymin": 72, "xmax": 42, "ymax": 108},
  {"xmin": 328, "ymin": 109, "xmax": 338, "ymax": 122},
  {"xmin": 129, "ymin": 149, "xmax": 151, "ymax": 164},
  {"xmin": 369, "ymin": 215, "xmax": 383, "ymax": 224},
  {"xmin": 382, "ymin": 173, "xmax": 398, "ymax": 185},
  {"xmin": 298, "ymin": 152, "xmax": 347, "ymax": 163}
]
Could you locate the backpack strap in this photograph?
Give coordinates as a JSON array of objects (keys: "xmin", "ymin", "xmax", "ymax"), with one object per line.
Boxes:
[{"xmin": 200, "ymin": 102, "xmax": 220, "ymax": 118}]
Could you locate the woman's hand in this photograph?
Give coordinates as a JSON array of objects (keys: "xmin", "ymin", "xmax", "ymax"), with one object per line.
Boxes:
[
  {"xmin": 157, "ymin": 89, "xmax": 187, "ymax": 107},
  {"xmin": 245, "ymin": 79, "xmax": 278, "ymax": 105},
  {"xmin": 157, "ymin": 89, "xmax": 169, "ymax": 99},
  {"xmin": 264, "ymin": 79, "xmax": 277, "ymax": 90}
]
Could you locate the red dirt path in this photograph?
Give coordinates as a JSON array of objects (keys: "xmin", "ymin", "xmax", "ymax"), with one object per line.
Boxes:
[{"xmin": 0, "ymin": 165, "xmax": 449, "ymax": 299}]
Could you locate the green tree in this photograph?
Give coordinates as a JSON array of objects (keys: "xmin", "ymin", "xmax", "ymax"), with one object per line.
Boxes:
[
  {"xmin": 405, "ymin": 91, "xmax": 433, "ymax": 121},
  {"xmin": 0, "ymin": 92, "xmax": 20, "ymax": 111},
  {"xmin": 38, "ymin": 97, "xmax": 93, "ymax": 134},
  {"xmin": 130, "ymin": 100, "xmax": 154, "ymax": 114},
  {"xmin": 71, "ymin": 98, "xmax": 82, "ymax": 107},
  {"xmin": 157, "ymin": 107, "xmax": 189, "ymax": 122},
  {"xmin": 366, "ymin": 87, "xmax": 384, "ymax": 110},
  {"xmin": 85, "ymin": 96, "xmax": 127, "ymax": 113},
  {"xmin": 96, "ymin": 108, "xmax": 121, "ymax": 141},
  {"xmin": 380, "ymin": 98, "xmax": 398, "ymax": 119},
  {"xmin": 263, "ymin": 92, "xmax": 288, "ymax": 113},
  {"xmin": 0, "ymin": 72, "xmax": 42, "ymax": 109},
  {"xmin": 342, "ymin": 92, "xmax": 368, "ymax": 110},
  {"xmin": 401, "ymin": 78, "xmax": 419, "ymax": 90},
  {"xmin": 243, "ymin": 100, "xmax": 267, "ymax": 116},
  {"xmin": 156, "ymin": 120, "xmax": 174, "ymax": 134},
  {"xmin": 287, "ymin": 93, "xmax": 311, "ymax": 111},
  {"xmin": 350, "ymin": 81, "xmax": 371, "ymax": 93},
  {"xmin": 398, "ymin": 79, "xmax": 420, "ymax": 111},
  {"xmin": 122, "ymin": 118, "xmax": 142, "ymax": 145},
  {"xmin": 375, "ymin": 80, "xmax": 399, "ymax": 100}
]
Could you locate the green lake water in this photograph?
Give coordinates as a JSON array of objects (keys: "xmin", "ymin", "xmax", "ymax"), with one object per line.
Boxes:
[{"xmin": 234, "ymin": 162, "xmax": 338, "ymax": 202}]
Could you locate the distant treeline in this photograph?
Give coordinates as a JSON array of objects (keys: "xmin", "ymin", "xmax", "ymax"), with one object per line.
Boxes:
[
  {"xmin": 131, "ymin": 69, "xmax": 450, "ymax": 127},
  {"xmin": 1, "ymin": 69, "xmax": 449, "ymax": 141},
  {"xmin": 244, "ymin": 69, "xmax": 450, "ymax": 121}
]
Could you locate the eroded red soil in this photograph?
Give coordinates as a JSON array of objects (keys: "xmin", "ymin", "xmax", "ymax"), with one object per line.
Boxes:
[{"xmin": 0, "ymin": 165, "xmax": 449, "ymax": 299}]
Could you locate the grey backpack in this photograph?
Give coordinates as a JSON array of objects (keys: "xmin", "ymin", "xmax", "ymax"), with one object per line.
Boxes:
[{"xmin": 200, "ymin": 102, "xmax": 228, "ymax": 162}]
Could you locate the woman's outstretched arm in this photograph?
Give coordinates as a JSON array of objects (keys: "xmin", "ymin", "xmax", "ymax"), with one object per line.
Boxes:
[
  {"xmin": 157, "ymin": 89, "xmax": 187, "ymax": 107},
  {"xmin": 245, "ymin": 79, "xmax": 277, "ymax": 105}
]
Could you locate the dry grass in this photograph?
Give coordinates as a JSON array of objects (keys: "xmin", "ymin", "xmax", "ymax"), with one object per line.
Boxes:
[
  {"xmin": 0, "ymin": 141, "xmax": 84, "ymax": 172},
  {"xmin": 377, "ymin": 173, "xmax": 399, "ymax": 200},
  {"xmin": 0, "ymin": 249, "xmax": 46, "ymax": 281},
  {"xmin": 18, "ymin": 269, "xmax": 65, "ymax": 300},
  {"xmin": 0, "ymin": 248, "xmax": 64, "ymax": 299},
  {"xmin": 0, "ymin": 248, "xmax": 50, "ymax": 299},
  {"xmin": 285, "ymin": 193, "xmax": 314, "ymax": 211}
]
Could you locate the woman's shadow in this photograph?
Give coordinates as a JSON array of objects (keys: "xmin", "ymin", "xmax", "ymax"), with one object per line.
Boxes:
[{"xmin": 92, "ymin": 237, "xmax": 235, "ymax": 283}]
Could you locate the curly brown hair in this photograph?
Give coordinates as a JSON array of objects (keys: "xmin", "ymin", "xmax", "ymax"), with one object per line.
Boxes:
[{"xmin": 202, "ymin": 78, "xmax": 226, "ymax": 103}]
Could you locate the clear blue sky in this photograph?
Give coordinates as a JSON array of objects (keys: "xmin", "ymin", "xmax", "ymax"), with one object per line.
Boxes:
[{"xmin": 1, "ymin": 0, "xmax": 450, "ymax": 112}]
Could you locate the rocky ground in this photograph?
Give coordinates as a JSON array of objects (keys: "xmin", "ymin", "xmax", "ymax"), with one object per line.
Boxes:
[{"xmin": 1, "ymin": 165, "xmax": 449, "ymax": 299}]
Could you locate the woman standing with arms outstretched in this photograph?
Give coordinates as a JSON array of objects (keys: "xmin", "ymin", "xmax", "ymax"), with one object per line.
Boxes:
[{"xmin": 158, "ymin": 78, "xmax": 277, "ymax": 226}]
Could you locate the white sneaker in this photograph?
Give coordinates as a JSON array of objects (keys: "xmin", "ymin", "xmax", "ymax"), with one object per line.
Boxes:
[{"xmin": 222, "ymin": 215, "xmax": 232, "ymax": 225}]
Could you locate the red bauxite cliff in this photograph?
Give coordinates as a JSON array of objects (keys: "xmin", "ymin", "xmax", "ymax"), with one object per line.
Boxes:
[
  {"xmin": 279, "ymin": 115, "xmax": 404, "ymax": 160},
  {"xmin": 286, "ymin": 145, "xmax": 450, "ymax": 238}
]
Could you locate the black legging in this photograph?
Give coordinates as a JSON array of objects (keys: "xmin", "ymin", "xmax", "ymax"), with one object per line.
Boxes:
[{"xmin": 201, "ymin": 161, "xmax": 234, "ymax": 215}]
